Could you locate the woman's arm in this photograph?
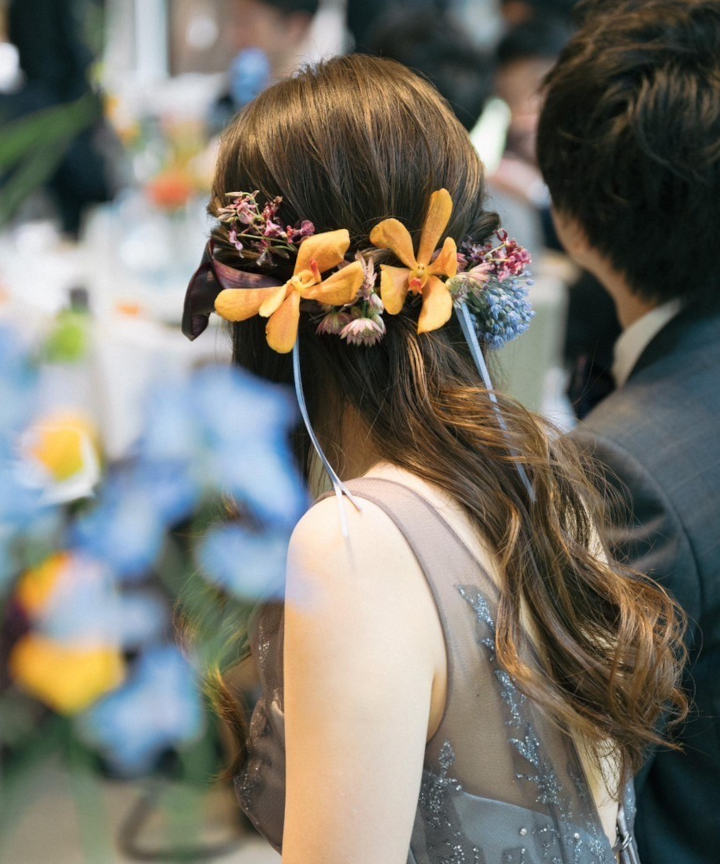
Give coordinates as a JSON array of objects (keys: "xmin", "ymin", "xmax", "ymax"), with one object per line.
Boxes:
[{"xmin": 281, "ymin": 496, "xmax": 446, "ymax": 864}]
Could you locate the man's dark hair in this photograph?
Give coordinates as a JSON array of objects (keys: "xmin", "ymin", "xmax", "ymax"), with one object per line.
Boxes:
[
  {"xmin": 537, "ymin": 0, "xmax": 720, "ymax": 307},
  {"xmin": 258, "ymin": 0, "xmax": 319, "ymax": 15}
]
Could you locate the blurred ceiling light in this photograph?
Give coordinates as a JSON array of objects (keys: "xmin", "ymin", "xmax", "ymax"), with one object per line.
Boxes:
[{"xmin": 186, "ymin": 13, "xmax": 220, "ymax": 51}]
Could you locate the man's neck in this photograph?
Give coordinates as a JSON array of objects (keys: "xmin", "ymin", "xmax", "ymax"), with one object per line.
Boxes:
[
  {"xmin": 590, "ymin": 260, "xmax": 657, "ymax": 329},
  {"xmin": 613, "ymin": 289, "xmax": 657, "ymax": 329}
]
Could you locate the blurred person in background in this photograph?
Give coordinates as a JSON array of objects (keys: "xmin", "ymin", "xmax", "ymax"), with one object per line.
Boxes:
[
  {"xmin": 500, "ymin": 0, "xmax": 578, "ymax": 26},
  {"xmin": 538, "ymin": 2, "xmax": 720, "ymax": 861},
  {"xmin": 492, "ymin": 11, "xmax": 621, "ymax": 419},
  {"xmin": 365, "ymin": 5, "xmax": 493, "ymax": 131},
  {"xmin": 212, "ymin": 0, "xmax": 319, "ymax": 131},
  {"xmin": 182, "ymin": 54, "xmax": 687, "ymax": 864},
  {"xmin": 1, "ymin": 0, "xmax": 114, "ymax": 237},
  {"xmin": 230, "ymin": 0, "xmax": 320, "ymax": 82},
  {"xmin": 347, "ymin": 0, "xmax": 450, "ymax": 53},
  {"xmin": 491, "ymin": 16, "xmax": 571, "ymax": 249}
]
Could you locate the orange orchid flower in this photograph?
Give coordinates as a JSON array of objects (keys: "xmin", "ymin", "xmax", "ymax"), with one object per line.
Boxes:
[
  {"xmin": 214, "ymin": 230, "xmax": 364, "ymax": 353},
  {"xmin": 369, "ymin": 188, "xmax": 458, "ymax": 333}
]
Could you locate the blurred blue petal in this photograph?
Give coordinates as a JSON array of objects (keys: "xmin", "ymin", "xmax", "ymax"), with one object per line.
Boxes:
[
  {"xmin": 191, "ymin": 365, "xmax": 297, "ymax": 449},
  {"xmin": 137, "ymin": 379, "xmax": 197, "ymax": 464},
  {"xmin": 79, "ymin": 645, "xmax": 204, "ymax": 776},
  {"xmin": 197, "ymin": 523, "xmax": 288, "ymax": 601},
  {"xmin": 217, "ymin": 441, "xmax": 308, "ymax": 526},
  {"xmin": 40, "ymin": 557, "xmax": 167, "ymax": 649},
  {"xmin": 135, "ymin": 365, "xmax": 304, "ymax": 524},
  {"xmin": 72, "ymin": 476, "xmax": 167, "ymax": 580},
  {"xmin": 128, "ymin": 463, "xmax": 198, "ymax": 526},
  {"xmin": 229, "ymin": 48, "xmax": 271, "ymax": 107},
  {"xmin": 0, "ymin": 453, "xmax": 47, "ymax": 528}
]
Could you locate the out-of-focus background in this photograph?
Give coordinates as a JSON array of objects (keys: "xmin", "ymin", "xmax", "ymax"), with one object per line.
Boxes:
[{"xmin": 0, "ymin": 1, "xmax": 607, "ymax": 862}]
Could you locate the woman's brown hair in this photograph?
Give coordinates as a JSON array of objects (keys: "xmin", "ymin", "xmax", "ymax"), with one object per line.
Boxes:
[{"xmin": 201, "ymin": 54, "xmax": 687, "ymax": 782}]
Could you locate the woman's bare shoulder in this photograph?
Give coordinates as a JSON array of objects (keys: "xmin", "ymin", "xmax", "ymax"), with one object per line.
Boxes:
[{"xmin": 288, "ymin": 492, "xmax": 420, "ymax": 596}]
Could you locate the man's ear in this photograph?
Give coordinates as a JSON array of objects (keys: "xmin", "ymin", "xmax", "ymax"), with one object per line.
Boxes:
[{"xmin": 551, "ymin": 208, "xmax": 594, "ymax": 267}]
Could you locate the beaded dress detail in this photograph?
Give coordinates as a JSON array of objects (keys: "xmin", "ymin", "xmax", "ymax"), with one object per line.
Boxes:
[{"xmin": 234, "ymin": 478, "xmax": 638, "ymax": 863}]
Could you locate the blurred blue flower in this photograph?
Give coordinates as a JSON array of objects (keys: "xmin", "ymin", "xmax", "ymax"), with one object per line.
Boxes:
[
  {"xmin": 71, "ymin": 474, "xmax": 169, "ymax": 581},
  {"xmin": 229, "ymin": 48, "xmax": 271, "ymax": 108},
  {"xmin": 78, "ymin": 645, "xmax": 204, "ymax": 776},
  {"xmin": 138, "ymin": 365, "xmax": 307, "ymax": 526},
  {"xmin": 0, "ymin": 329, "xmax": 48, "ymax": 558},
  {"xmin": 196, "ymin": 523, "xmax": 288, "ymax": 601},
  {"xmin": 71, "ymin": 364, "xmax": 306, "ymax": 581},
  {"xmin": 37, "ymin": 555, "xmax": 168, "ymax": 649}
]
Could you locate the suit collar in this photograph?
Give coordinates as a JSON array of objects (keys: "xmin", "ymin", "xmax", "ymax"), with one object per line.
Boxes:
[{"xmin": 629, "ymin": 302, "xmax": 720, "ymax": 382}]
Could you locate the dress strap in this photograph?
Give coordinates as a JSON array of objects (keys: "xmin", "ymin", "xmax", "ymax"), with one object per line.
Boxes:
[{"xmin": 319, "ymin": 476, "xmax": 491, "ymax": 582}]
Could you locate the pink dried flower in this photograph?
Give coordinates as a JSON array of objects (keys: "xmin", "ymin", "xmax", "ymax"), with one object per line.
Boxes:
[
  {"xmin": 316, "ymin": 310, "xmax": 353, "ymax": 336},
  {"xmin": 262, "ymin": 196, "xmax": 282, "ymax": 222},
  {"xmin": 459, "ymin": 231, "xmax": 531, "ymax": 283},
  {"xmin": 467, "ymin": 262, "xmax": 492, "ymax": 284},
  {"xmin": 340, "ymin": 316, "xmax": 386, "ymax": 346},
  {"xmin": 263, "ymin": 219, "xmax": 284, "ymax": 238},
  {"xmin": 368, "ymin": 292, "xmax": 384, "ymax": 314},
  {"xmin": 228, "ymin": 229, "xmax": 244, "ymax": 253},
  {"xmin": 356, "ymin": 254, "xmax": 378, "ymax": 300}
]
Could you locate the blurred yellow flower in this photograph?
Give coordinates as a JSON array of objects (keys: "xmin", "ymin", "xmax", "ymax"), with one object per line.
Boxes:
[
  {"xmin": 9, "ymin": 635, "xmax": 125, "ymax": 715},
  {"xmin": 27, "ymin": 411, "xmax": 98, "ymax": 484},
  {"xmin": 16, "ymin": 552, "xmax": 70, "ymax": 617}
]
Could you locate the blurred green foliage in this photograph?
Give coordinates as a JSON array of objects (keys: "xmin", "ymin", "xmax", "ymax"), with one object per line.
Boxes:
[{"xmin": 0, "ymin": 93, "xmax": 97, "ymax": 226}]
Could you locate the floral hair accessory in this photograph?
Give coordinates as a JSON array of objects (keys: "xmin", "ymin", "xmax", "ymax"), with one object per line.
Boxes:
[
  {"xmin": 182, "ymin": 190, "xmax": 537, "ymax": 526},
  {"xmin": 218, "ymin": 190, "xmax": 316, "ymax": 267},
  {"xmin": 369, "ymin": 188, "xmax": 458, "ymax": 333},
  {"xmin": 449, "ymin": 230, "xmax": 535, "ymax": 349},
  {"xmin": 214, "ymin": 230, "xmax": 365, "ymax": 353}
]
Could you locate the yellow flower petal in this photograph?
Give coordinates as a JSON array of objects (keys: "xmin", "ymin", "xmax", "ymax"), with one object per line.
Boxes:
[
  {"xmin": 258, "ymin": 284, "xmax": 290, "ymax": 318},
  {"xmin": 429, "ymin": 236, "xmax": 458, "ymax": 278},
  {"xmin": 295, "ymin": 230, "xmax": 350, "ymax": 276},
  {"xmin": 10, "ymin": 635, "xmax": 125, "ymax": 715},
  {"xmin": 306, "ymin": 261, "xmax": 365, "ymax": 306},
  {"xmin": 417, "ymin": 189, "xmax": 453, "ymax": 266},
  {"xmin": 369, "ymin": 219, "xmax": 418, "ymax": 269},
  {"xmin": 418, "ymin": 275, "xmax": 453, "ymax": 334},
  {"xmin": 379, "ymin": 265, "xmax": 411, "ymax": 315},
  {"xmin": 266, "ymin": 290, "xmax": 302, "ymax": 353},
  {"xmin": 16, "ymin": 552, "xmax": 70, "ymax": 617},
  {"xmin": 30, "ymin": 413, "xmax": 97, "ymax": 483},
  {"xmin": 215, "ymin": 285, "xmax": 287, "ymax": 322}
]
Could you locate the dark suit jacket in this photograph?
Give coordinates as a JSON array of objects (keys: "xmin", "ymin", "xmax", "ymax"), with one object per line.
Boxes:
[{"xmin": 571, "ymin": 306, "xmax": 720, "ymax": 864}]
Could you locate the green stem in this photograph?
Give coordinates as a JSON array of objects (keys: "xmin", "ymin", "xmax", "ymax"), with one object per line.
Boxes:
[{"xmin": 65, "ymin": 728, "xmax": 115, "ymax": 864}]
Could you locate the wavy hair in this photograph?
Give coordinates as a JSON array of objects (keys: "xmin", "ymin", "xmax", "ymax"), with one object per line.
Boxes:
[{"xmin": 197, "ymin": 55, "xmax": 687, "ymax": 781}]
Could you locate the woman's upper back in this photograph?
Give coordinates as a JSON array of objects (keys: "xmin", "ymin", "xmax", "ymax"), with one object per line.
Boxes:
[{"xmin": 236, "ymin": 472, "xmax": 635, "ymax": 864}]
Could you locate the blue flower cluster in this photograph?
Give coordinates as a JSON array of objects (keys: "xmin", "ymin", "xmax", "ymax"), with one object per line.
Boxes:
[
  {"xmin": 2, "ymin": 320, "xmax": 308, "ymax": 776},
  {"xmin": 467, "ymin": 277, "xmax": 535, "ymax": 350},
  {"xmin": 71, "ymin": 365, "xmax": 307, "ymax": 585},
  {"xmin": 79, "ymin": 645, "xmax": 205, "ymax": 775}
]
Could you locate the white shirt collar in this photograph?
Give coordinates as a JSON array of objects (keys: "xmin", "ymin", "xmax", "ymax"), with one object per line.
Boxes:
[{"xmin": 612, "ymin": 299, "xmax": 683, "ymax": 387}]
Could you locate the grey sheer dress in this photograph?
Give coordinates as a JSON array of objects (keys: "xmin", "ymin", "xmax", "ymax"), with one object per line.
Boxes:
[{"xmin": 235, "ymin": 478, "xmax": 638, "ymax": 863}]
